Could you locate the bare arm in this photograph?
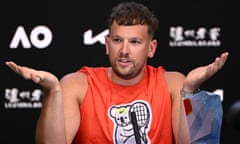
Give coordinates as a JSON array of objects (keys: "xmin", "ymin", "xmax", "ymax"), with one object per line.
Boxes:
[
  {"xmin": 165, "ymin": 71, "xmax": 191, "ymax": 144},
  {"xmin": 36, "ymin": 86, "xmax": 66, "ymax": 144},
  {"xmin": 165, "ymin": 52, "xmax": 229, "ymax": 144},
  {"xmin": 5, "ymin": 61, "xmax": 66, "ymax": 144},
  {"xmin": 60, "ymin": 72, "xmax": 88, "ymax": 143}
]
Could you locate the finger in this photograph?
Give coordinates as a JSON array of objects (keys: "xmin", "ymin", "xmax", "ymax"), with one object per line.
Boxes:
[
  {"xmin": 5, "ymin": 61, "xmax": 21, "ymax": 74},
  {"xmin": 220, "ymin": 52, "xmax": 229, "ymax": 66},
  {"xmin": 206, "ymin": 59, "xmax": 220, "ymax": 78},
  {"xmin": 206, "ymin": 63, "xmax": 217, "ymax": 77},
  {"xmin": 214, "ymin": 57, "xmax": 222, "ymax": 70},
  {"xmin": 31, "ymin": 73, "xmax": 43, "ymax": 84},
  {"xmin": 207, "ymin": 52, "xmax": 229, "ymax": 76},
  {"xmin": 20, "ymin": 66, "xmax": 36, "ymax": 80},
  {"xmin": 214, "ymin": 52, "xmax": 229, "ymax": 70},
  {"xmin": 6, "ymin": 61, "xmax": 36, "ymax": 80}
]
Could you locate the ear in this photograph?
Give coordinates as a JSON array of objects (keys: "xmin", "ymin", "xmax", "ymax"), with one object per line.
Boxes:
[
  {"xmin": 148, "ymin": 39, "xmax": 157, "ymax": 58},
  {"xmin": 105, "ymin": 36, "xmax": 110, "ymax": 55},
  {"xmin": 110, "ymin": 107, "xmax": 117, "ymax": 118}
]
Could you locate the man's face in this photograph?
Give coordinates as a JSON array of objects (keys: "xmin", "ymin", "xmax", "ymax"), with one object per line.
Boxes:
[{"xmin": 105, "ymin": 21, "xmax": 157, "ymax": 80}]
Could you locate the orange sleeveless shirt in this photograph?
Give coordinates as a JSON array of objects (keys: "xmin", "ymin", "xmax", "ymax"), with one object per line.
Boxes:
[{"xmin": 73, "ymin": 65, "xmax": 172, "ymax": 144}]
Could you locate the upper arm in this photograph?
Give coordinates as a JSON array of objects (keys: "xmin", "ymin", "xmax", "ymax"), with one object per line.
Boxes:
[
  {"xmin": 60, "ymin": 72, "xmax": 88, "ymax": 144},
  {"xmin": 164, "ymin": 71, "xmax": 190, "ymax": 144}
]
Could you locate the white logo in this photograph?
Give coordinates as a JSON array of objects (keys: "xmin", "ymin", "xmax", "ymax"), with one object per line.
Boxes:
[
  {"xmin": 169, "ymin": 26, "xmax": 221, "ymax": 47},
  {"xmin": 9, "ymin": 25, "xmax": 53, "ymax": 49},
  {"xmin": 83, "ymin": 29, "xmax": 109, "ymax": 45},
  {"xmin": 4, "ymin": 88, "xmax": 43, "ymax": 109}
]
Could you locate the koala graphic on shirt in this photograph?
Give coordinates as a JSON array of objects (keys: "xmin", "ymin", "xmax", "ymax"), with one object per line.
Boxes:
[{"xmin": 109, "ymin": 100, "xmax": 151, "ymax": 144}]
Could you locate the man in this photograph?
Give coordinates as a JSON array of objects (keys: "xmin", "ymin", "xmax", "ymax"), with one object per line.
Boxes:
[{"xmin": 5, "ymin": 1, "xmax": 229, "ymax": 144}]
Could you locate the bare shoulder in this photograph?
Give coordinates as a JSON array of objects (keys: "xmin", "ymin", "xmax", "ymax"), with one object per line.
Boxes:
[
  {"xmin": 60, "ymin": 71, "xmax": 87, "ymax": 83},
  {"xmin": 60, "ymin": 71, "xmax": 88, "ymax": 103},
  {"xmin": 164, "ymin": 71, "xmax": 185, "ymax": 96},
  {"xmin": 164, "ymin": 71, "xmax": 185, "ymax": 82}
]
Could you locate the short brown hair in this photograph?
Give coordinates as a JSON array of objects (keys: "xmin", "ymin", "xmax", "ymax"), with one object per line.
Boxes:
[{"xmin": 108, "ymin": 1, "xmax": 159, "ymax": 38}]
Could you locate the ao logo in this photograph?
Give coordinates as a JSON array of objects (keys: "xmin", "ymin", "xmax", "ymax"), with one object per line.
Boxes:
[{"xmin": 9, "ymin": 25, "xmax": 52, "ymax": 49}]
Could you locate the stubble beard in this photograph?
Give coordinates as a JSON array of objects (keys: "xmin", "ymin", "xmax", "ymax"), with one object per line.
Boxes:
[{"xmin": 111, "ymin": 60, "xmax": 143, "ymax": 80}]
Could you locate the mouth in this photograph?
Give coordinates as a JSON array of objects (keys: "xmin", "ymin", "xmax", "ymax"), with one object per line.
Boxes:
[{"xmin": 118, "ymin": 58, "xmax": 131, "ymax": 67}]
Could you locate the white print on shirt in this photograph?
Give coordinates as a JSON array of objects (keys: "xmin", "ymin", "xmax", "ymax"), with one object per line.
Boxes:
[{"xmin": 108, "ymin": 100, "xmax": 152, "ymax": 144}]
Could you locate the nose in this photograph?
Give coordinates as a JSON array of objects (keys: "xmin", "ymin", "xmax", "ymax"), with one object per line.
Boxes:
[
  {"xmin": 120, "ymin": 40, "xmax": 129, "ymax": 54},
  {"xmin": 120, "ymin": 117, "xmax": 124, "ymax": 123}
]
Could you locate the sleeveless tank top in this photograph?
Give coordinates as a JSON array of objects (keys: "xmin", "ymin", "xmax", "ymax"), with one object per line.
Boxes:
[{"xmin": 73, "ymin": 65, "xmax": 172, "ymax": 144}]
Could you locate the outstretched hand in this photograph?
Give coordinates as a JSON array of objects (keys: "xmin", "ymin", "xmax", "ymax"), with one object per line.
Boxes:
[
  {"xmin": 5, "ymin": 61, "xmax": 60, "ymax": 91},
  {"xmin": 183, "ymin": 52, "xmax": 229, "ymax": 93}
]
